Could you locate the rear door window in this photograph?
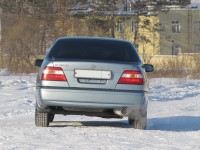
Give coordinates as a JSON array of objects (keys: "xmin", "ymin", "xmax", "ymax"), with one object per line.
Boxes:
[{"xmin": 48, "ymin": 38, "xmax": 140, "ymax": 62}]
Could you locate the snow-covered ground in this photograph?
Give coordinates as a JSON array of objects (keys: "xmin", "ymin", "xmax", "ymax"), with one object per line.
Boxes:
[{"xmin": 0, "ymin": 75, "xmax": 200, "ymax": 150}]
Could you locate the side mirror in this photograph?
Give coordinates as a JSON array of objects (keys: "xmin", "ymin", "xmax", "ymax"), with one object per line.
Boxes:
[
  {"xmin": 143, "ymin": 64, "xmax": 154, "ymax": 72},
  {"xmin": 35, "ymin": 59, "xmax": 43, "ymax": 67}
]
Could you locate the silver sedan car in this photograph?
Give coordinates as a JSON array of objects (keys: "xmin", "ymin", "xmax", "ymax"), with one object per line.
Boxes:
[{"xmin": 35, "ymin": 37, "xmax": 153, "ymax": 129}]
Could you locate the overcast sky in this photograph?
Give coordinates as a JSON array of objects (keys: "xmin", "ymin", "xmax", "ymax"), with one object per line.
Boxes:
[{"xmin": 191, "ymin": 0, "xmax": 200, "ymax": 3}]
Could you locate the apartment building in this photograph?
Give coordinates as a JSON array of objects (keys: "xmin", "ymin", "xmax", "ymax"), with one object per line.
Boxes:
[
  {"xmin": 115, "ymin": 8, "xmax": 200, "ymax": 56},
  {"xmin": 159, "ymin": 9, "xmax": 200, "ymax": 55}
]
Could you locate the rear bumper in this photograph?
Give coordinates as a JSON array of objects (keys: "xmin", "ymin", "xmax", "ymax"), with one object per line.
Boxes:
[{"xmin": 36, "ymin": 87, "xmax": 148, "ymax": 115}]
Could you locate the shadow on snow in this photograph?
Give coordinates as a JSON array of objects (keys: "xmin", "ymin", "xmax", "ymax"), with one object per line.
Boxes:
[
  {"xmin": 49, "ymin": 116, "xmax": 200, "ymax": 131},
  {"xmin": 147, "ymin": 116, "xmax": 200, "ymax": 131},
  {"xmin": 50, "ymin": 120, "xmax": 131, "ymax": 128}
]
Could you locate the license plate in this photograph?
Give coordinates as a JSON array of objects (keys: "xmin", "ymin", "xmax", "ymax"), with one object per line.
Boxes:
[{"xmin": 74, "ymin": 69, "xmax": 111, "ymax": 79}]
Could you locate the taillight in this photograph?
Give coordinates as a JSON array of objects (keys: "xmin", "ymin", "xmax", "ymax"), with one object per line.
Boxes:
[
  {"xmin": 118, "ymin": 70, "xmax": 144, "ymax": 85},
  {"xmin": 41, "ymin": 67, "xmax": 67, "ymax": 81}
]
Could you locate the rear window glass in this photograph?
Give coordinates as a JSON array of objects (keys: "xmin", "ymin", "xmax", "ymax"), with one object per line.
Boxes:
[{"xmin": 48, "ymin": 38, "xmax": 140, "ymax": 62}]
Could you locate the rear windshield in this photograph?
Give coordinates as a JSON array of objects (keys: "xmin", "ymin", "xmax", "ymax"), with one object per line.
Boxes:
[{"xmin": 48, "ymin": 38, "xmax": 141, "ymax": 62}]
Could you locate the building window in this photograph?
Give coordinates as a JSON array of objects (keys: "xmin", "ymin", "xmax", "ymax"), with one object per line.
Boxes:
[
  {"xmin": 116, "ymin": 22, "xmax": 124, "ymax": 32},
  {"xmin": 194, "ymin": 21, "xmax": 200, "ymax": 32},
  {"xmin": 172, "ymin": 20, "xmax": 180, "ymax": 33},
  {"xmin": 172, "ymin": 44, "xmax": 180, "ymax": 55},
  {"xmin": 131, "ymin": 20, "xmax": 137, "ymax": 32},
  {"xmin": 194, "ymin": 44, "xmax": 200, "ymax": 53}
]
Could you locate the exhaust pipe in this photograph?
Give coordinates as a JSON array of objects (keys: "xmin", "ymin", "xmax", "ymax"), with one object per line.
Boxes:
[
  {"xmin": 120, "ymin": 107, "xmax": 128, "ymax": 115},
  {"xmin": 114, "ymin": 107, "xmax": 128, "ymax": 116}
]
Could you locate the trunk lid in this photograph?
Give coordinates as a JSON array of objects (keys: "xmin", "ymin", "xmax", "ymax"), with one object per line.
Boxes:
[{"xmin": 52, "ymin": 60, "xmax": 141, "ymax": 89}]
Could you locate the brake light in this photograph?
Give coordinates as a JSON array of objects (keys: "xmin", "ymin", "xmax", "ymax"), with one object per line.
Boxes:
[
  {"xmin": 41, "ymin": 67, "xmax": 67, "ymax": 81},
  {"xmin": 118, "ymin": 70, "xmax": 144, "ymax": 85}
]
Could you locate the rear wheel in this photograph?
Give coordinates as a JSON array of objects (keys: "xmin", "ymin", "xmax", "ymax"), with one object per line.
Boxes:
[
  {"xmin": 132, "ymin": 120, "xmax": 146, "ymax": 130},
  {"xmin": 49, "ymin": 114, "xmax": 55, "ymax": 122},
  {"xmin": 35, "ymin": 109, "xmax": 50, "ymax": 127},
  {"xmin": 128, "ymin": 113, "xmax": 147, "ymax": 130}
]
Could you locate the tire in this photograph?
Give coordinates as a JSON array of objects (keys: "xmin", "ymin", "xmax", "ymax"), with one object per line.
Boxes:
[
  {"xmin": 49, "ymin": 114, "xmax": 55, "ymax": 122},
  {"xmin": 128, "ymin": 113, "xmax": 147, "ymax": 130},
  {"xmin": 128, "ymin": 118, "xmax": 134, "ymax": 125},
  {"xmin": 132, "ymin": 120, "xmax": 146, "ymax": 130},
  {"xmin": 35, "ymin": 109, "xmax": 50, "ymax": 127}
]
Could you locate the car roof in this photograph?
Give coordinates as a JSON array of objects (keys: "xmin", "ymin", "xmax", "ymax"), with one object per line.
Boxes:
[{"xmin": 56, "ymin": 36, "xmax": 133, "ymax": 44}]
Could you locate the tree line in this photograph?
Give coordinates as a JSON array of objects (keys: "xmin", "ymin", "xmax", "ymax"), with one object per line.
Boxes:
[{"xmin": 0, "ymin": 0, "xmax": 190, "ymax": 73}]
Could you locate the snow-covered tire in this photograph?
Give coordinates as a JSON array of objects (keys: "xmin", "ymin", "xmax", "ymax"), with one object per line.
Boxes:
[
  {"xmin": 128, "ymin": 113, "xmax": 147, "ymax": 130},
  {"xmin": 132, "ymin": 120, "xmax": 146, "ymax": 130},
  {"xmin": 49, "ymin": 114, "xmax": 55, "ymax": 122},
  {"xmin": 35, "ymin": 109, "xmax": 49, "ymax": 127}
]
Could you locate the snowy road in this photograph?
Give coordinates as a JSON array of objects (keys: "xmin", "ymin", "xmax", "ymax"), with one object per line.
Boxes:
[{"xmin": 0, "ymin": 76, "xmax": 200, "ymax": 150}]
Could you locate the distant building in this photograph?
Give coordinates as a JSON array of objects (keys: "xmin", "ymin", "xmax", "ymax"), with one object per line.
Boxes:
[
  {"xmin": 159, "ymin": 9, "xmax": 200, "ymax": 55},
  {"xmin": 115, "ymin": 7, "xmax": 200, "ymax": 56}
]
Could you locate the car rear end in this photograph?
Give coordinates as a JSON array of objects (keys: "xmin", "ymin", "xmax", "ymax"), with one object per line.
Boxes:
[{"xmin": 35, "ymin": 37, "xmax": 152, "ymax": 129}]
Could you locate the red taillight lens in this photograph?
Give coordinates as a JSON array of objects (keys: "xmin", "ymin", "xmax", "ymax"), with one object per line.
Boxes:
[
  {"xmin": 118, "ymin": 70, "xmax": 144, "ymax": 85},
  {"xmin": 41, "ymin": 67, "xmax": 67, "ymax": 81}
]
